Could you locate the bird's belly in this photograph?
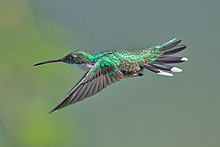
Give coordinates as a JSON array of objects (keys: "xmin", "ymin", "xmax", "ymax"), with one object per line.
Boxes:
[{"xmin": 71, "ymin": 64, "xmax": 93, "ymax": 71}]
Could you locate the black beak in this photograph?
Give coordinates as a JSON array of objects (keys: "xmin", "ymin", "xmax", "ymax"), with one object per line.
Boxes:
[{"xmin": 34, "ymin": 58, "xmax": 64, "ymax": 66}]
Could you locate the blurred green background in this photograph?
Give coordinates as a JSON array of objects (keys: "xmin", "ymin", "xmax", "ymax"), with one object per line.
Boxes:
[{"xmin": 0, "ymin": 0, "xmax": 219, "ymax": 147}]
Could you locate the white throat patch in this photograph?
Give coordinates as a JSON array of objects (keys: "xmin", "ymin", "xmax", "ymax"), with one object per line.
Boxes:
[{"xmin": 70, "ymin": 64, "xmax": 93, "ymax": 71}]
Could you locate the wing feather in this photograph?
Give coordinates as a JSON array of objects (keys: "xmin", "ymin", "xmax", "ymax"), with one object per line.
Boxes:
[
  {"xmin": 86, "ymin": 80, "xmax": 96, "ymax": 98},
  {"xmin": 49, "ymin": 57, "xmax": 124, "ymax": 113}
]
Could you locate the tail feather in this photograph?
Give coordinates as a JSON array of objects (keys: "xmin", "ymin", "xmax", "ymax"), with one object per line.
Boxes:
[
  {"xmin": 150, "ymin": 63, "xmax": 183, "ymax": 72},
  {"xmin": 154, "ymin": 56, "xmax": 188, "ymax": 64},
  {"xmin": 145, "ymin": 38, "xmax": 188, "ymax": 76},
  {"xmin": 144, "ymin": 64, "xmax": 173, "ymax": 76},
  {"xmin": 164, "ymin": 44, "xmax": 187, "ymax": 55},
  {"xmin": 159, "ymin": 38, "xmax": 182, "ymax": 51}
]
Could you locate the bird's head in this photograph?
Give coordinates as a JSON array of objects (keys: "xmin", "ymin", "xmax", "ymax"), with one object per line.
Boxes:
[{"xmin": 34, "ymin": 51, "xmax": 93, "ymax": 67}]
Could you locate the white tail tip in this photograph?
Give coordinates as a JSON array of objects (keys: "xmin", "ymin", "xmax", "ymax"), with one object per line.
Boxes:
[
  {"xmin": 171, "ymin": 67, "xmax": 183, "ymax": 72},
  {"xmin": 181, "ymin": 57, "xmax": 188, "ymax": 61},
  {"xmin": 158, "ymin": 70, "xmax": 173, "ymax": 76}
]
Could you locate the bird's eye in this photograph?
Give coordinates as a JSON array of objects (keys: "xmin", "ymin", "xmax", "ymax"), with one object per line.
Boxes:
[{"xmin": 66, "ymin": 55, "xmax": 73, "ymax": 60}]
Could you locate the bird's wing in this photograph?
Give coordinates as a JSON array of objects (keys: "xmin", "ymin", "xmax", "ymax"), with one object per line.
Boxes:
[{"xmin": 50, "ymin": 57, "xmax": 124, "ymax": 113}]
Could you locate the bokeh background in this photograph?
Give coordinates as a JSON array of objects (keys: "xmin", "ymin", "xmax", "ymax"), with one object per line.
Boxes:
[{"xmin": 0, "ymin": 0, "xmax": 219, "ymax": 147}]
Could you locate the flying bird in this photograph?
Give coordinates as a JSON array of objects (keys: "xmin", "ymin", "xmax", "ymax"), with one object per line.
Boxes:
[{"xmin": 34, "ymin": 38, "xmax": 188, "ymax": 113}]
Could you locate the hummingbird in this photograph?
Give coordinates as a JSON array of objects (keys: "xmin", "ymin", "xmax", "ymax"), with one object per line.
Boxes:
[{"xmin": 34, "ymin": 38, "xmax": 188, "ymax": 113}]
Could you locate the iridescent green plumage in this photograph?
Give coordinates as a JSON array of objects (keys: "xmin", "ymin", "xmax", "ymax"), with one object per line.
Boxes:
[{"xmin": 34, "ymin": 38, "xmax": 188, "ymax": 113}]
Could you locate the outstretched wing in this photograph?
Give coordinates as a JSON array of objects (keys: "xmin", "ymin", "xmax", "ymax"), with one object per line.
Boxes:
[{"xmin": 50, "ymin": 57, "xmax": 124, "ymax": 113}]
